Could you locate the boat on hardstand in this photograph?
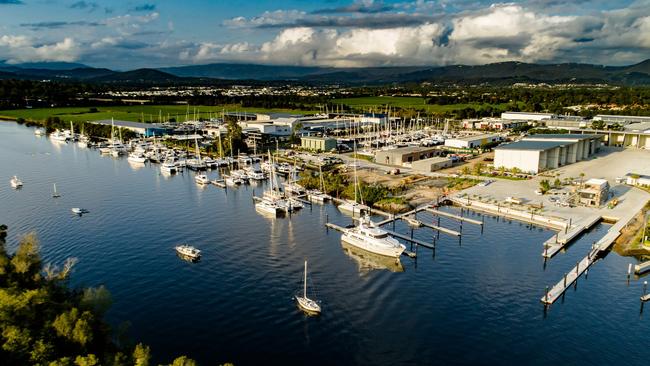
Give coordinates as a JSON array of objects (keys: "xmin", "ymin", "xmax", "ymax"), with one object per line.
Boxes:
[
  {"xmin": 341, "ymin": 214, "xmax": 405, "ymax": 258},
  {"xmin": 175, "ymin": 244, "xmax": 201, "ymax": 261}
]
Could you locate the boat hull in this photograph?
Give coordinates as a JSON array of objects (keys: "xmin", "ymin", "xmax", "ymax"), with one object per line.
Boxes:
[
  {"xmin": 341, "ymin": 232, "xmax": 405, "ymax": 258},
  {"xmin": 295, "ymin": 296, "xmax": 321, "ymax": 315}
]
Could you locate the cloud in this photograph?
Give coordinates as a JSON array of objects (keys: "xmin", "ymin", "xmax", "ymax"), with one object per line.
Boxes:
[
  {"xmin": 311, "ymin": 0, "xmax": 394, "ymax": 14},
  {"xmin": 132, "ymin": 3, "xmax": 156, "ymax": 12},
  {"xmin": 20, "ymin": 21, "xmax": 103, "ymax": 30},
  {"xmin": 0, "ymin": 36, "xmax": 81, "ymax": 63},
  {"xmin": 69, "ymin": 1, "xmax": 99, "ymax": 12}
]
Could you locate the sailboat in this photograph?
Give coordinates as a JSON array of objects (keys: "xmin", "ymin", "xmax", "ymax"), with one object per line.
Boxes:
[
  {"xmin": 52, "ymin": 183, "xmax": 61, "ymax": 198},
  {"xmin": 255, "ymin": 151, "xmax": 289, "ymax": 216},
  {"xmin": 187, "ymin": 137, "xmax": 207, "ymax": 171},
  {"xmin": 307, "ymin": 164, "xmax": 331, "ymax": 203},
  {"xmin": 338, "ymin": 141, "xmax": 367, "ymax": 215},
  {"xmin": 295, "ymin": 260, "xmax": 321, "ymax": 315}
]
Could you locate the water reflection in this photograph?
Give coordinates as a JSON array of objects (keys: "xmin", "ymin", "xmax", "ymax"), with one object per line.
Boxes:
[{"xmin": 341, "ymin": 241, "xmax": 404, "ymax": 274}]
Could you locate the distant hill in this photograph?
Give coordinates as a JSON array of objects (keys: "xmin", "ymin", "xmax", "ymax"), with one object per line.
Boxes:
[
  {"xmin": 0, "ymin": 61, "xmax": 90, "ymax": 70},
  {"xmin": 88, "ymin": 68, "xmax": 182, "ymax": 83},
  {"xmin": 0, "ymin": 59, "xmax": 649, "ymax": 85}
]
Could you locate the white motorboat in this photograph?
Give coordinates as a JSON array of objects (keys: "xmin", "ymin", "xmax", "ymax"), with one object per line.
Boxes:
[
  {"xmin": 10, "ymin": 176, "xmax": 23, "ymax": 189},
  {"xmin": 195, "ymin": 174, "xmax": 210, "ymax": 185},
  {"xmin": 34, "ymin": 128, "xmax": 46, "ymax": 136},
  {"xmin": 307, "ymin": 189, "xmax": 330, "ymax": 203},
  {"xmin": 161, "ymin": 161, "xmax": 177, "ymax": 174},
  {"xmin": 71, "ymin": 208, "xmax": 88, "ymax": 215},
  {"xmin": 50, "ymin": 130, "xmax": 69, "ymax": 142},
  {"xmin": 175, "ymin": 244, "xmax": 201, "ymax": 261},
  {"xmin": 338, "ymin": 201, "xmax": 368, "ymax": 216},
  {"xmin": 127, "ymin": 152, "xmax": 147, "ymax": 163},
  {"xmin": 225, "ymin": 175, "xmax": 243, "ymax": 186},
  {"xmin": 341, "ymin": 215, "xmax": 405, "ymax": 258},
  {"xmin": 295, "ymin": 260, "xmax": 321, "ymax": 315},
  {"xmin": 245, "ymin": 166, "xmax": 266, "ymax": 180}
]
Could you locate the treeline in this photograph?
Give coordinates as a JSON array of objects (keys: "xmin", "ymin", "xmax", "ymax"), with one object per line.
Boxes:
[
  {"xmin": 0, "ymin": 80, "xmax": 106, "ymax": 110},
  {"xmin": 17, "ymin": 116, "xmax": 138, "ymax": 141},
  {"xmin": 0, "ymin": 225, "xmax": 230, "ymax": 365}
]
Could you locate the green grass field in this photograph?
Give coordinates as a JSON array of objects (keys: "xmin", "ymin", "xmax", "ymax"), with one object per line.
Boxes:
[
  {"xmin": 332, "ymin": 96, "xmax": 510, "ymax": 113},
  {"xmin": 0, "ymin": 104, "xmax": 319, "ymax": 123}
]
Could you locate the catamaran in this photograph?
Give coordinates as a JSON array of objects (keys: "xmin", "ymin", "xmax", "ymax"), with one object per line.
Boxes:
[
  {"xmin": 10, "ymin": 176, "xmax": 23, "ymax": 189},
  {"xmin": 295, "ymin": 260, "xmax": 321, "ymax": 315}
]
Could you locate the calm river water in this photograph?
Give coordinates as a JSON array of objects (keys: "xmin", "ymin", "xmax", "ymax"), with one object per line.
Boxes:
[{"xmin": 0, "ymin": 122, "xmax": 648, "ymax": 365}]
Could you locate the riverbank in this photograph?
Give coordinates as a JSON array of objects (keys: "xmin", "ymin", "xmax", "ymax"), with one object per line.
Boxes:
[{"xmin": 613, "ymin": 202, "xmax": 650, "ymax": 257}]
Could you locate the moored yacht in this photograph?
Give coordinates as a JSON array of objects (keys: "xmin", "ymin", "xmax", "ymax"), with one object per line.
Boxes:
[
  {"xmin": 34, "ymin": 128, "xmax": 46, "ymax": 136},
  {"xmin": 341, "ymin": 215, "xmax": 405, "ymax": 258},
  {"xmin": 50, "ymin": 130, "xmax": 69, "ymax": 142},
  {"xmin": 295, "ymin": 260, "xmax": 321, "ymax": 315},
  {"xmin": 161, "ymin": 160, "xmax": 177, "ymax": 174},
  {"xmin": 127, "ymin": 152, "xmax": 147, "ymax": 163}
]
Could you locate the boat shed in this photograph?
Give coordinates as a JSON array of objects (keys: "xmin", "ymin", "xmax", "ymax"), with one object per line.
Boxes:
[
  {"xmin": 411, "ymin": 157, "xmax": 453, "ymax": 172},
  {"xmin": 375, "ymin": 146, "xmax": 442, "ymax": 167},
  {"xmin": 494, "ymin": 134, "xmax": 602, "ymax": 174},
  {"xmin": 90, "ymin": 119, "xmax": 170, "ymax": 137}
]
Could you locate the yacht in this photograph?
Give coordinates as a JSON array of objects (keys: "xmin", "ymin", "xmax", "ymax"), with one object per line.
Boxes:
[
  {"xmin": 195, "ymin": 173, "xmax": 210, "ymax": 185},
  {"xmin": 34, "ymin": 128, "xmax": 46, "ymax": 136},
  {"xmin": 295, "ymin": 260, "xmax": 321, "ymax": 315},
  {"xmin": 10, "ymin": 176, "xmax": 23, "ymax": 189},
  {"xmin": 50, "ymin": 130, "xmax": 69, "ymax": 142},
  {"xmin": 225, "ymin": 175, "xmax": 243, "ymax": 186},
  {"xmin": 341, "ymin": 215, "xmax": 405, "ymax": 258},
  {"xmin": 127, "ymin": 152, "xmax": 147, "ymax": 163},
  {"xmin": 245, "ymin": 166, "xmax": 266, "ymax": 180},
  {"xmin": 161, "ymin": 161, "xmax": 177, "ymax": 174},
  {"xmin": 338, "ymin": 200, "xmax": 368, "ymax": 216},
  {"xmin": 307, "ymin": 189, "xmax": 330, "ymax": 203},
  {"xmin": 71, "ymin": 208, "xmax": 89, "ymax": 215},
  {"xmin": 255, "ymin": 196, "xmax": 282, "ymax": 216},
  {"xmin": 175, "ymin": 244, "xmax": 201, "ymax": 261}
]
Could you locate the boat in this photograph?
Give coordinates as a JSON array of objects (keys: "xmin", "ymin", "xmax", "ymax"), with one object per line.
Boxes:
[
  {"xmin": 34, "ymin": 128, "xmax": 46, "ymax": 136},
  {"xmin": 307, "ymin": 164, "xmax": 331, "ymax": 203},
  {"xmin": 10, "ymin": 176, "xmax": 23, "ymax": 189},
  {"xmin": 245, "ymin": 166, "xmax": 266, "ymax": 180},
  {"xmin": 71, "ymin": 208, "xmax": 88, "ymax": 215},
  {"xmin": 175, "ymin": 244, "xmax": 201, "ymax": 261},
  {"xmin": 161, "ymin": 161, "xmax": 177, "ymax": 174},
  {"xmin": 295, "ymin": 260, "xmax": 321, "ymax": 315},
  {"xmin": 127, "ymin": 152, "xmax": 147, "ymax": 163},
  {"xmin": 195, "ymin": 173, "xmax": 210, "ymax": 185},
  {"xmin": 224, "ymin": 175, "xmax": 243, "ymax": 186},
  {"xmin": 342, "ymin": 214, "xmax": 405, "ymax": 258},
  {"xmin": 50, "ymin": 130, "xmax": 69, "ymax": 142},
  {"xmin": 187, "ymin": 137, "xmax": 207, "ymax": 170},
  {"xmin": 52, "ymin": 183, "xmax": 61, "ymax": 198},
  {"xmin": 255, "ymin": 197, "xmax": 282, "ymax": 216}
]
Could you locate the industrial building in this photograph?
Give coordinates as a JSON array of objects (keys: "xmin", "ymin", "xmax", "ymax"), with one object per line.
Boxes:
[
  {"xmin": 301, "ymin": 136, "xmax": 337, "ymax": 151},
  {"xmin": 577, "ymin": 178, "xmax": 609, "ymax": 207},
  {"xmin": 375, "ymin": 146, "xmax": 442, "ymax": 167},
  {"xmin": 501, "ymin": 112, "xmax": 554, "ymax": 121},
  {"xmin": 593, "ymin": 115, "xmax": 650, "ymax": 125},
  {"xmin": 462, "ymin": 118, "xmax": 529, "ymax": 130},
  {"xmin": 90, "ymin": 119, "xmax": 170, "ymax": 137},
  {"xmin": 494, "ymin": 134, "xmax": 602, "ymax": 174},
  {"xmin": 411, "ymin": 157, "xmax": 453, "ymax": 172},
  {"xmin": 444, "ymin": 134, "xmax": 502, "ymax": 149}
]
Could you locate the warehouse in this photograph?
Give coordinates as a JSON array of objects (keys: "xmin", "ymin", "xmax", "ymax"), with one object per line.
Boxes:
[
  {"xmin": 375, "ymin": 146, "xmax": 441, "ymax": 167},
  {"xmin": 301, "ymin": 136, "xmax": 337, "ymax": 151},
  {"xmin": 444, "ymin": 134, "xmax": 502, "ymax": 149},
  {"xmin": 90, "ymin": 119, "xmax": 170, "ymax": 137},
  {"xmin": 411, "ymin": 157, "xmax": 453, "ymax": 172},
  {"xmin": 501, "ymin": 112, "xmax": 554, "ymax": 121},
  {"xmin": 494, "ymin": 134, "xmax": 602, "ymax": 174}
]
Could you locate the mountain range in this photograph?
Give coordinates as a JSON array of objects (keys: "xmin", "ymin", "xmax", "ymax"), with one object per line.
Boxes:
[{"xmin": 0, "ymin": 60, "xmax": 649, "ymax": 85}]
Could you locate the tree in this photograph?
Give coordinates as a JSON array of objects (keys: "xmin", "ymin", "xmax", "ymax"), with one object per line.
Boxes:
[
  {"xmin": 461, "ymin": 165, "xmax": 471, "ymax": 175},
  {"xmin": 171, "ymin": 356, "xmax": 198, "ymax": 366},
  {"xmin": 473, "ymin": 163, "xmax": 484, "ymax": 176},
  {"xmin": 539, "ymin": 180, "xmax": 551, "ymax": 194},
  {"xmin": 553, "ymin": 178, "xmax": 562, "ymax": 188},
  {"xmin": 133, "ymin": 343, "xmax": 151, "ymax": 366}
]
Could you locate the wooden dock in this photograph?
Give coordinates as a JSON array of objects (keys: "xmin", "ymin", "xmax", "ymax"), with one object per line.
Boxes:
[
  {"xmin": 542, "ymin": 214, "xmax": 601, "ymax": 258},
  {"xmin": 634, "ymin": 261, "xmax": 650, "ymax": 275},
  {"xmin": 425, "ymin": 208, "xmax": 483, "ymax": 226},
  {"xmin": 541, "ymin": 209, "xmax": 636, "ymax": 305}
]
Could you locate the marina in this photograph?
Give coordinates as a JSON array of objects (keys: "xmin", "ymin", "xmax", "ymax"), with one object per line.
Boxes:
[{"xmin": 2, "ymin": 122, "xmax": 650, "ymax": 365}]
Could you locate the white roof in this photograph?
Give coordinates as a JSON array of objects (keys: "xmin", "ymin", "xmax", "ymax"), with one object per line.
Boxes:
[{"xmin": 585, "ymin": 178, "xmax": 608, "ymax": 187}]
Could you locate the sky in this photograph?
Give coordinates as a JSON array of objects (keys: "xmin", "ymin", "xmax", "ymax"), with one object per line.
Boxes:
[{"xmin": 0, "ymin": 0, "xmax": 649, "ymax": 69}]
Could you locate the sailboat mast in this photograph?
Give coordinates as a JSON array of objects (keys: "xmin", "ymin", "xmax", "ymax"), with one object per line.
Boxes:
[{"xmin": 304, "ymin": 260, "xmax": 307, "ymax": 298}]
